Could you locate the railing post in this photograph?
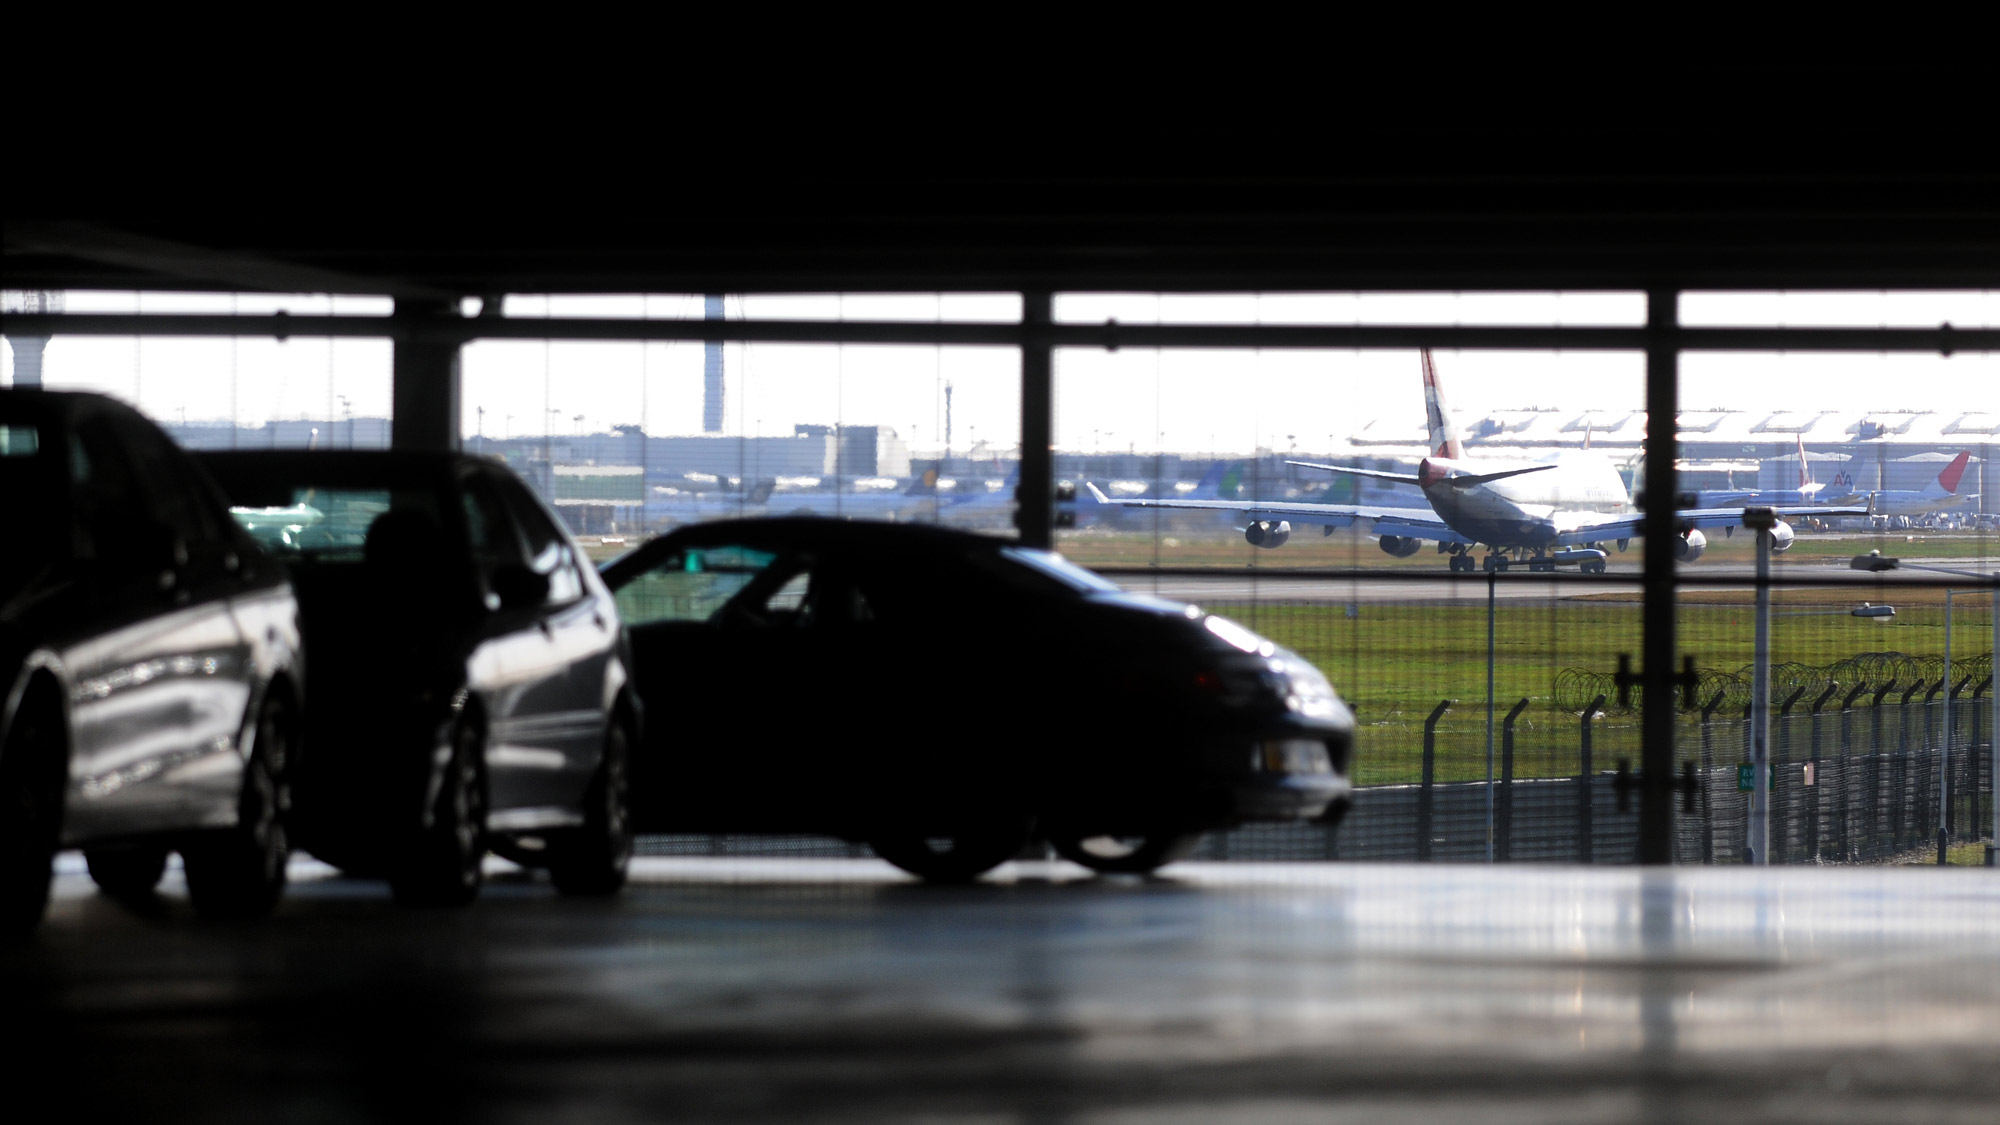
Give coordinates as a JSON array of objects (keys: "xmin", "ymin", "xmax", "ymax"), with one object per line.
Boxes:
[
  {"xmin": 1579, "ymin": 694, "xmax": 1605, "ymax": 864},
  {"xmin": 1499, "ymin": 698, "xmax": 1528, "ymax": 863},
  {"xmin": 1840, "ymin": 683, "xmax": 1865, "ymax": 861},
  {"xmin": 1418, "ymin": 699, "xmax": 1452, "ymax": 862}
]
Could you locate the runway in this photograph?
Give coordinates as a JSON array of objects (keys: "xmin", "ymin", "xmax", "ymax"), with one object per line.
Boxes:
[
  {"xmin": 1108, "ymin": 556, "xmax": 1997, "ymax": 604},
  {"xmin": 13, "ymin": 854, "xmax": 2000, "ymax": 1122}
]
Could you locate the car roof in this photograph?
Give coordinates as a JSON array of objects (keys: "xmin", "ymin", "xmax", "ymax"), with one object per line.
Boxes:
[
  {"xmin": 653, "ymin": 517, "xmax": 1017, "ymax": 556},
  {"xmin": 0, "ymin": 387, "xmax": 152, "ymax": 430}
]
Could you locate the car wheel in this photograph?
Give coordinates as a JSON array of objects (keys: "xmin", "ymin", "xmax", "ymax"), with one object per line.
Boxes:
[
  {"xmin": 85, "ymin": 847, "xmax": 169, "ymax": 897},
  {"xmin": 390, "ymin": 719, "xmax": 486, "ymax": 908},
  {"xmin": 548, "ymin": 716, "xmax": 634, "ymax": 897},
  {"xmin": 1049, "ymin": 831, "xmax": 1202, "ymax": 875},
  {"xmin": 183, "ymin": 699, "xmax": 291, "ymax": 920},
  {"xmin": 1, "ymin": 689, "xmax": 66, "ymax": 936},
  {"xmin": 870, "ymin": 817, "xmax": 1033, "ymax": 884}
]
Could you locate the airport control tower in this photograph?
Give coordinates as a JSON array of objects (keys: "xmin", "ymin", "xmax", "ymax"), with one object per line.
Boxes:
[{"xmin": 703, "ymin": 294, "xmax": 724, "ymax": 432}]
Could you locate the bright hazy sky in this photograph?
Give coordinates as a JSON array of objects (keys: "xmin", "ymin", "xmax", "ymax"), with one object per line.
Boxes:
[{"xmin": 5, "ymin": 290, "xmax": 1995, "ymax": 458}]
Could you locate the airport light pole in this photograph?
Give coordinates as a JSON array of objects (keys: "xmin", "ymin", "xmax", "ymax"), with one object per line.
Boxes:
[{"xmin": 1852, "ymin": 551, "xmax": 2000, "ymax": 866}]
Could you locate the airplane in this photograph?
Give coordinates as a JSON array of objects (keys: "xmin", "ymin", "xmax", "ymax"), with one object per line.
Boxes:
[
  {"xmin": 1824, "ymin": 450, "xmax": 1980, "ymax": 528},
  {"xmin": 1085, "ymin": 350, "xmax": 1866, "ymax": 574},
  {"xmin": 1693, "ymin": 434, "xmax": 1834, "ymax": 508}
]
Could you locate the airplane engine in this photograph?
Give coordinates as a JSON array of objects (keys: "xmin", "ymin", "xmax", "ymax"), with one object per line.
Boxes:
[
  {"xmin": 1769, "ymin": 519, "xmax": 1795, "ymax": 554},
  {"xmin": 1377, "ymin": 535, "xmax": 1423, "ymax": 558},
  {"xmin": 1675, "ymin": 528, "xmax": 1708, "ymax": 562},
  {"xmin": 1245, "ymin": 520, "xmax": 1292, "ymax": 549}
]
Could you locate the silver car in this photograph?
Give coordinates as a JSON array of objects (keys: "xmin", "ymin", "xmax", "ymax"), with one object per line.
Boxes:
[{"xmin": 3, "ymin": 390, "xmax": 304, "ymax": 933}]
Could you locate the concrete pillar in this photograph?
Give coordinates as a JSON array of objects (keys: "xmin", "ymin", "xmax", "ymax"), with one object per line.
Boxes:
[
  {"xmin": 5, "ymin": 335, "xmax": 48, "ymax": 386},
  {"xmin": 391, "ymin": 300, "xmax": 462, "ymax": 452}
]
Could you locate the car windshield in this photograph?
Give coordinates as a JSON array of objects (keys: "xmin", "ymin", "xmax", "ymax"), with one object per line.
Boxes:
[
  {"xmin": 226, "ymin": 487, "xmax": 435, "ymax": 561},
  {"xmin": 995, "ymin": 546, "xmax": 1123, "ymax": 594}
]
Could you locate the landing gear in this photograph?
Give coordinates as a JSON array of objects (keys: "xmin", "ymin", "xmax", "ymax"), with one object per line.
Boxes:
[
  {"xmin": 1581, "ymin": 560, "xmax": 1607, "ymax": 575},
  {"xmin": 1448, "ymin": 554, "xmax": 1475, "ymax": 573},
  {"xmin": 1481, "ymin": 554, "xmax": 1508, "ymax": 573}
]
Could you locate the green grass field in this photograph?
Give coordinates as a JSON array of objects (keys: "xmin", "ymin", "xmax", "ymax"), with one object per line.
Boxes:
[{"xmin": 1205, "ymin": 593, "xmax": 1992, "ymax": 786}]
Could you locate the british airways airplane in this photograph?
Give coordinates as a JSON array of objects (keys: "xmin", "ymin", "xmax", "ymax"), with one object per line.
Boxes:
[{"xmin": 1087, "ymin": 351, "xmax": 1867, "ymax": 573}]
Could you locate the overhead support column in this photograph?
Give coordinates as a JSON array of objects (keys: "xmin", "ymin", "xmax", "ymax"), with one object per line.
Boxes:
[
  {"xmin": 1016, "ymin": 292, "xmax": 1054, "ymax": 549},
  {"xmin": 1638, "ymin": 287, "xmax": 1680, "ymax": 864},
  {"xmin": 391, "ymin": 299, "xmax": 463, "ymax": 452}
]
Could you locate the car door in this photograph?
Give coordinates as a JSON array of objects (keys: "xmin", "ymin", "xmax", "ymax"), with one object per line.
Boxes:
[
  {"xmin": 610, "ymin": 541, "xmax": 822, "ymax": 830},
  {"xmin": 464, "ymin": 471, "xmax": 607, "ymax": 825},
  {"xmin": 492, "ymin": 473, "xmax": 615, "ymax": 810},
  {"xmin": 61, "ymin": 409, "xmax": 254, "ymax": 840}
]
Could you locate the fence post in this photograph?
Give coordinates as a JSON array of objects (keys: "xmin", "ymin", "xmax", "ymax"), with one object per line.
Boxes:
[
  {"xmin": 1699, "ymin": 691, "xmax": 1726, "ymax": 865},
  {"xmin": 1805, "ymin": 683, "xmax": 1837, "ymax": 862},
  {"xmin": 1840, "ymin": 683, "xmax": 1866, "ymax": 861},
  {"xmin": 1499, "ymin": 698, "xmax": 1528, "ymax": 863},
  {"xmin": 1974, "ymin": 676, "xmax": 1992, "ymax": 849},
  {"xmin": 1874, "ymin": 682, "xmax": 1898, "ymax": 851},
  {"xmin": 1579, "ymin": 694, "xmax": 1605, "ymax": 864},
  {"xmin": 1418, "ymin": 699, "xmax": 1451, "ymax": 862}
]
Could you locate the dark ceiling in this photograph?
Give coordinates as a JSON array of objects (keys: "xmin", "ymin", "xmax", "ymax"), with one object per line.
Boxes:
[{"xmin": 8, "ymin": 57, "xmax": 1997, "ymax": 297}]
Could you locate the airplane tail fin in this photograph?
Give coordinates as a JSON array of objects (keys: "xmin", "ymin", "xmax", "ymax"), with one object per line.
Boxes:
[
  {"xmin": 904, "ymin": 468, "xmax": 940, "ymax": 496},
  {"xmin": 1420, "ymin": 349, "xmax": 1465, "ymax": 460},
  {"xmin": 1932, "ymin": 450, "xmax": 1972, "ymax": 496},
  {"xmin": 1796, "ymin": 435, "xmax": 1812, "ymax": 490},
  {"xmin": 746, "ymin": 478, "xmax": 776, "ymax": 505},
  {"xmin": 1189, "ymin": 461, "xmax": 1224, "ymax": 498}
]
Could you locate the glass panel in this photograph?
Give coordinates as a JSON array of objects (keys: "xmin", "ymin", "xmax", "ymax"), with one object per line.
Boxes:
[
  {"xmin": 461, "ymin": 295, "xmax": 1019, "ymax": 554},
  {"xmin": 1056, "ymin": 291, "xmax": 1646, "ymax": 326},
  {"xmin": 4, "ymin": 291, "xmax": 393, "ymax": 451}
]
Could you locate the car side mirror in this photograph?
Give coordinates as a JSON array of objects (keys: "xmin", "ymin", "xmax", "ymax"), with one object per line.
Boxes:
[{"xmin": 490, "ymin": 564, "xmax": 550, "ymax": 610}]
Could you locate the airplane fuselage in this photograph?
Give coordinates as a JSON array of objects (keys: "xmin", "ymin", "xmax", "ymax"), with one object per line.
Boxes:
[{"xmin": 1418, "ymin": 451, "xmax": 1631, "ymax": 549}]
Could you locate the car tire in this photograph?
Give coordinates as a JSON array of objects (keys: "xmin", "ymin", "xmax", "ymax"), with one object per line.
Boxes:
[
  {"xmin": 183, "ymin": 699, "xmax": 292, "ymax": 920},
  {"xmin": 548, "ymin": 717, "xmax": 634, "ymax": 897},
  {"xmin": 85, "ymin": 847, "xmax": 170, "ymax": 897},
  {"xmin": 390, "ymin": 719, "xmax": 486, "ymax": 908},
  {"xmin": 1049, "ymin": 831, "xmax": 1202, "ymax": 875},
  {"xmin": 1, "ymin": 689, "xmax": 66, "ymax": 937},
  {"xmin": 870, "ymin": 817, "xmax": 1033, "ymax": 884}
]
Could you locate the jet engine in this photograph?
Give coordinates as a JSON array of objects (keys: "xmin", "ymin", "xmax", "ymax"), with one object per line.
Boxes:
[
  {"xmin": 1245, "ymin": 520, "xmax": 1292, "ymax": 549},
  {"xmin": 1377, "ymin": 535, "xmax": 1423, "ymax": 558},
  {"xmin": 1769, "ymin": 519, "xmax": 1795, "ymax": 554},
  {"xmin": 1675, "ymin": 528, "xmax": 1708, "ymax": 562}
]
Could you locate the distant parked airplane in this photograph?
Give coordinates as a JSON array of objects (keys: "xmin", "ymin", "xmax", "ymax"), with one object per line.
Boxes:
[
  {"xmin": 1826, "ymin": 450, "xmax": 1979, "ymax": 528},
  {"xmin": 1088, "ymin": 351, "xmax": 1864, "ymax": 573}
]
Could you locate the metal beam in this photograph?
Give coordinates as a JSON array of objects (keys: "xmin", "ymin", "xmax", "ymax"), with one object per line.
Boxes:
[
  {"xmin": 1638, "ymin": 288, "xmax": 1679, "ymax": 865},
  {"xmin": 6, "ymin": 313, "xmax": 1996, "ymax": 354},
  {"xmin": 390, "ymin": 300, "xmax": 462, "ymax": 453}
]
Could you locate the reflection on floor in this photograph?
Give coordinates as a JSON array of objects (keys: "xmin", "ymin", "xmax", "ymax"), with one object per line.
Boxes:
[{"xmin": 13, "ymin": 857, "xmax": 2000, "ymax": 1123}]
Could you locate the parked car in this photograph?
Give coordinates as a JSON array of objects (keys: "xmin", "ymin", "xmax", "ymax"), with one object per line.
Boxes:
[
  {"xmin": 598, "ymin": 518, "xmax": 1354, "ymax": 881},
  {"xmin": 3, "ymin": 390, "xmax": 302, "ymax": 933},
  {"xmin": 195, "ymin": 451, "xmax": 635, "ymax": 906}
]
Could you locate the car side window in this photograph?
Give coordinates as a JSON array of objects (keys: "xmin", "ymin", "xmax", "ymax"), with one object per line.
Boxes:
[
  {"xmin": 102, "ymin": 411, "xmax": 226, "ymax": 547},
  {"xmin": 71, "ymin": 417, "xmax": 152, "ymax": 559},
  {"xmin": 613, "ymin": 545, "xmax": 783, "ymax": 626},
  {"xmin": 461, "ymin": 474, "xmax": 525, "ymax": 583},
  {"xmin": 491, "ymin": 474, "xmax": 584, "ymax": 605}
]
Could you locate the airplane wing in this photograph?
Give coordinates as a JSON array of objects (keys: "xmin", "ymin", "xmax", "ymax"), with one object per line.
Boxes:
[
  {"xmin": 1549, "ymin": 503, "xmax": 1873, "ymax": 543},
  {"xmin": 1286, "ymin": 459, "xmax": 1557, "ymax": 490},
  {"xmin": 1084, "ymin": 482, "xmax": 1451, "ymax": 534}
]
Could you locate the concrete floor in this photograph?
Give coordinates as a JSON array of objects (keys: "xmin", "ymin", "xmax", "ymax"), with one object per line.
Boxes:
[{"xmin": 11, "ymin": 855, "xmax": 2000, "ymax": 1123}]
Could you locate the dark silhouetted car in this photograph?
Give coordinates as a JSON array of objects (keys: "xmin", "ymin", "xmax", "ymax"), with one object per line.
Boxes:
[
  {"xmin": 196, "ymin": 450, "xmax": 635, "ymax": 906},
  {"xmin": 599, "ymin": 518, "xmax": 1353, "ymax": 881},
  {"xmin": 3, "ymin": 390, "xmax": 302, "ymax": 933}
]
